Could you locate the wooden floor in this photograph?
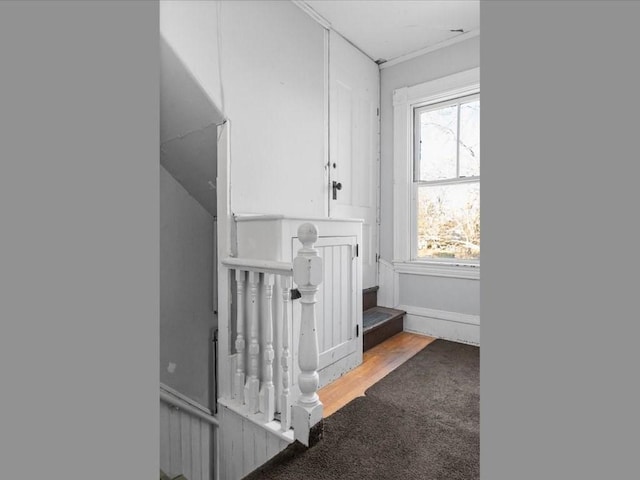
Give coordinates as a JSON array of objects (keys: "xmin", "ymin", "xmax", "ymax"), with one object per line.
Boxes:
[{"xmin": 318, "ymin": 331, "xmax": 436, "ymax": 417}]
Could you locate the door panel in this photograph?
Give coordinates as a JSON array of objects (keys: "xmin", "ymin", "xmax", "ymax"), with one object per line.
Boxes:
[
  {"xmin": 311, "ymin": 237, "xmax": 357, "ymax": 370},
  {"xmin": 329, "ymin": 33, "xmax": 379, "ymax": 289},
  {"xmin": 291, "ymin": 236, "xmax": 358, "ymax": 386},
  {"xmin": 317, "ymin": 243, "xmax": 356, "ymax": 368}
]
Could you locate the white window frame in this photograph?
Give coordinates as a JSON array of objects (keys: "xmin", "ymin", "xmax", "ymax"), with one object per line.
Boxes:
[{"xmin": 392, "ymin": 67, "xmax": 480, "ymax": 279}]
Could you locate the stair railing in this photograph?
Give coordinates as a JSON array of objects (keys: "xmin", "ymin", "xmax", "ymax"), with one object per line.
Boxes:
[{"xmin": 221, "ymin": 223, "xmax": 324, "ymax": 445}]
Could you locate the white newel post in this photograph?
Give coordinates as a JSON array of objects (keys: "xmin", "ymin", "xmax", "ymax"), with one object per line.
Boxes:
[{"xmin": 292, "ymin": 223, "xmax": 324, "ymax": 446}]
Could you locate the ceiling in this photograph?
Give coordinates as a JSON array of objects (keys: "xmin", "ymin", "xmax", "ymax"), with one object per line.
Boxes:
[{"xmin": 301, "ymin": 0, "xmax": 479, "ymax": 63}]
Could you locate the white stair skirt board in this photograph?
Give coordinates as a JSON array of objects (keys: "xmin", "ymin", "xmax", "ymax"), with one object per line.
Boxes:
[
  {"xmin": 218, "ymin": 401, "xmax": 293, "ymax": 480},
  {"xmin": 399, "ymin": 305, "xmax": 480, "ymax": 346}
]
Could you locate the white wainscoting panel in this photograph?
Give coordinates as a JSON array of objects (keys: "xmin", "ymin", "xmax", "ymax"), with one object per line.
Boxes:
[
  {"xmin": 218, "ymin": 402, "xmax": 292, "ymax": 480},
  {"xmin": 400, "ymin": 305, "xmax": 480, "ymax": 346},
  {"xmin": 160, "ymin": 396, "xmax": 215, "ymax": 480}
]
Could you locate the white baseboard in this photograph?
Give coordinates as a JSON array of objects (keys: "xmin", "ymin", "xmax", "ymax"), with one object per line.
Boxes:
[{"xmin": 400, "ymin": 305, "xmax": 480, "ymax": 346}]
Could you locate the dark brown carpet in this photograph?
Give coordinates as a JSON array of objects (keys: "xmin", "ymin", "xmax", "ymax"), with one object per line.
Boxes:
[{"xmin": 245, "ymin": 339, "xmax": 479, "ymax": 480}]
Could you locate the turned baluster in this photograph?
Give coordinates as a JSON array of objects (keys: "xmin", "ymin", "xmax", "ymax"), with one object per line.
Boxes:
[
  {"xmin": 260, "ymin": 273, "xmax": 275, "ymax": 421},
  {"xmin": 244, "ymin": 271, "xmax": 260, "ymax": 413},
  {"xmin": 280, "ymin": 276, "xmax": 292, "ymax": 431},
  {"xmin": 234, "ymin": 270, "xmax": 246, "ymax": 403}
]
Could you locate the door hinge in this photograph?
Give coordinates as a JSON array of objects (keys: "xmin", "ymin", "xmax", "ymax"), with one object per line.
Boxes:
[
  {"xmin": 376, "ymin": 107, "xmax": 379, "ymax": 116},
  {"xmin": 355, "ymin": 244, "xmax": 359, "ymax": 257},
  {"xmin": 356, "ymin": 325, "xmax": 360, "ymax": 337}
]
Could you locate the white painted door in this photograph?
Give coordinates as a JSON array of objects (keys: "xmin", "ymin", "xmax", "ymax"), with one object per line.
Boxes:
[
  {"xmin": 329, "ymin": 33, "xmax": 380, "ymax": 289},
  {"xmin": 291, "ymin": 235, "xmax": 359, "ymax": 388},
  {"xmin": 314, "ymin": 236, "xmax": 358, "ymax": 370}
]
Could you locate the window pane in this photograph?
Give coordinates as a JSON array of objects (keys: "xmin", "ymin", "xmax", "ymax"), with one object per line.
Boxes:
[
  {"xmin": 459, "ymin": 100, "xmax": 480, "ymax": 178},
  {"xmin": 417, "ymin": 182, "xmax": 480, "ymax": 260},
  {"xmin": 418, "ymin": 105, "xmax": 458, "ymax": 181}
]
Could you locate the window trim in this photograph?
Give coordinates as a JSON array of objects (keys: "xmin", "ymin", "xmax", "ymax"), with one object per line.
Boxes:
[{"xmin": 392, "ymin": 68, "xmax": 480, "ymax": 276}]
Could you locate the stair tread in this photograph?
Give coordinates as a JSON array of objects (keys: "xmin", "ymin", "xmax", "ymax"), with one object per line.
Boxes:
[{"xmin": 363, "ymin": 306, "xmax": 406, "ymax": 332}]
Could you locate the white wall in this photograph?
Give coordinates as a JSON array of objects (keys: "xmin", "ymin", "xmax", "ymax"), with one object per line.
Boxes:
[
  {"xmin": 160, "ymin": 392, "xmax": 214, "ymax": 480},
  {"xmin": 160, "ymin": 36, "xmax": 223, "ymax": 218},
  {"xmin": 380, "ymin": 36, "xmax": 480, "ymax": 261},
  {"xmin": 161, "ymin": 0, "xmax": 327, "ymax": 218},
  {"xmin": 398, "ymin": 274, "xmax": 479, "ymax": 315},
  {"xmin": 160, "ymin": 166, "xmax": 216, "ymax": 407},
  {"xmin": 379, "ymin": 36, "xmax": 480, "ymax": 343},
  {"xmin": 159, "ymin": 1, "xmax": 224, "ymax": 114}
]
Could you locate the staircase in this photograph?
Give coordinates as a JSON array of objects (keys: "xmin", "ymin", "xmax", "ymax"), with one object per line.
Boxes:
[{"xmin": 362, "ymin": 287, "xmax": 406, "ymax": 351}]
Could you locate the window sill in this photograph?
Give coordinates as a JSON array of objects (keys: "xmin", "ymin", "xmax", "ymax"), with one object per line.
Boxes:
[{"xmin": 393, "ymin": 260, "xmax": 480, "ymax": 280}]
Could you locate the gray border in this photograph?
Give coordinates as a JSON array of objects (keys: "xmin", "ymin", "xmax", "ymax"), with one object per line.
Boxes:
[
  {"xmin": 3, "ymin": 1, "xmax": 640, "ymax": 478},
  {"xmin": 0, "ymin": 1, "xmax": 158, "ymax": 478},
  {"xmin": 482, "ymin": 1, "xmax": 640, "ymax": 478}
]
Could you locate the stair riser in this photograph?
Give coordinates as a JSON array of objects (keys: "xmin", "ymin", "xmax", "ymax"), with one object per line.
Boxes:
[
  {"xmin": 363, "ymin": 287, "xmax": 379, "ymax": 311},
  {"xmin": 363, "ymin": 315, "xmax": 404, "ymax": 351}
]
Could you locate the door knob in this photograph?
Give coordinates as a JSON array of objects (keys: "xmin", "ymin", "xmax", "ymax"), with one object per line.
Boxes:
[{"xmin": 332, "ymin": 181, "xmax": 342, "ymax": 200}]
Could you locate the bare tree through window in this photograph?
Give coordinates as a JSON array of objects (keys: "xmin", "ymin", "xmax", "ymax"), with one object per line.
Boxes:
[{"xmin": 415, "ymin": 95, "xmax": 479, "ymax": 260}]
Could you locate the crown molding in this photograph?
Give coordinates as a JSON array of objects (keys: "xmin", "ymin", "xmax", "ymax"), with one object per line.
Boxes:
[
  {"xmin": 291, "ymin": 1, "xmax": 331, "ymax": 29},
  {"xmin": 380, "ymin": 30, "xmax": 480, "ymax": 70}
]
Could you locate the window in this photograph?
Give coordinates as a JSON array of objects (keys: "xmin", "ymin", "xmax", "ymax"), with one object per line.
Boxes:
[
  {"xmin": 413, "ymin": 93, "xmax": 479, "ymax": 261},
  {"xmin": 392, "ymin": 68, "xmax": 479, "ymax": 277}
]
